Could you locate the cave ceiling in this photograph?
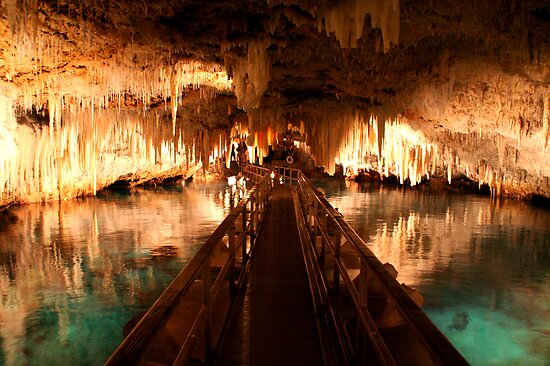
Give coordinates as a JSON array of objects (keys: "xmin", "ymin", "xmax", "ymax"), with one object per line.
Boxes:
[
  {"xmin": 0, "ymin": 0, "xmax": 549, "ymax": 203},
  {"xmin": 2, "ymin": 0, "xmax": 545, "ymax": 110}
]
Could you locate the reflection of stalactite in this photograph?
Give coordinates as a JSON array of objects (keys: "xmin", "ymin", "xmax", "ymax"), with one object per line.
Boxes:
[
  {"xmin": 0, "ymin": 184, "xmax": 231, "ymax": 363},
  {"xmin": 0, "ymin": 272, "xmax": 27, "ymax": 366},
  {"xmin": 329, "ymin": 186, "xmax": 550, "ymax": 289}
]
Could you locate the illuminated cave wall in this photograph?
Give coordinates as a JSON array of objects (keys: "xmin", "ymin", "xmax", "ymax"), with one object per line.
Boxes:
[
  {"xmin": 248, "ymin": 0, "xmax": 550, "ymax": 199},
  {"xmin": 0, "ymin": 2, "xmax": 236, "ymax": 207},
  {"xmin": 0, "ymin": 0, "xmax": 549, "ymax": 205},
  {"xmin": 0, "ymin": 67, "xmax": 234, "ymax": 207}
]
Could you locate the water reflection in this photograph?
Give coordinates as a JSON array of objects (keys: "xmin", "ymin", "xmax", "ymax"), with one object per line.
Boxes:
[
  {"xmin": 320, "ymin": 180, "xmax": 550, "ymax": 365},
  {"xmin": 0, "ymin": 181, "xmax": 240, "ymax": 366}
]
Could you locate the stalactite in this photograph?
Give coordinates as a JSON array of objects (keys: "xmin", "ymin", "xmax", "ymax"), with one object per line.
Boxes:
[
  {"xmin": 316, "ymin": 0, "xmax": 399, "ymax": 51},
  {"xmin": 0, "ymin": 0, "xmax": 546, "ymax": 204},
  {"xmin": 170, "ymin": 69, "xmax": 179, "ymax": 136},
  {"xmin": 226, "ymin": 38, "xmax": 271, "ymax": 133},
  {"xmin": 0, "ymin": 2, "xmax": 235, "ymax": 206},
  {"xmin": 543, "ymin": 93, "xmax": 549, "ymax": 151},
  {"xmin": 0, "ymin": 100, "xmax": 234, "ymax": 206}
]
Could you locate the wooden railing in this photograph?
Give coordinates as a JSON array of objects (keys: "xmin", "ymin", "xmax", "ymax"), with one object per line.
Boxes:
[
  {"xmin": 106, "ymin": 166, "xmax": 272, "ymax": 366},
  {"xmin": 272, "ymin": 165, "xmax": 301, "ymax": 184},
  {"xmin": 286, "ymin": 169, "xmax": 469, "ymax": 365},
  {"xmin": 107, "ymin": 163, "xmax": 468, "ymax": 366}
]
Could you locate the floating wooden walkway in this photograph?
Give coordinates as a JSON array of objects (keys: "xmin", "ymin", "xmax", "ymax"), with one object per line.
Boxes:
[
  {"xmin": 106, "ymin": 164, "xmax": 470, "ymax": 366},
  {"xmin": 216, "ymin": 186, "xmax": 323, "ymax": 365}
]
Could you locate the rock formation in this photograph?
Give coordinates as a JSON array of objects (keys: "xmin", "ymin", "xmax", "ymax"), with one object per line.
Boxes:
[{"xmin": 0, "ymin": 0, "xmax": 548, "ymax": 206}]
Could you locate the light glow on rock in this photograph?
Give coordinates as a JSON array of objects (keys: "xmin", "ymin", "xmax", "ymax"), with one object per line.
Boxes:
[{"xmin": 306, "ymin": 112, "xmax": 437, "ymax": 185}]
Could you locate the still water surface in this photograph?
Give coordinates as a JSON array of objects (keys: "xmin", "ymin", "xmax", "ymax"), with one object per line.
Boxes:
[
  {"xmin": 1, "ymin": 179, "xmax": 549, "ymax": 365},
  {"xmin": 0, "ymin": 181, "xmax": 241, "ymax": 366},
  {"xmin": 318, "ymin": 180, "xmax": 550, "ymax": 366}
]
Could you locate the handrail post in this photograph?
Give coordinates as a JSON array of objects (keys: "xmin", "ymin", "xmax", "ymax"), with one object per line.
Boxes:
[
  {"xmin": 263, "ymin": 178, "xmax": 269, "ymax": 210},
  {"xmin": 355, "ymin": 259, "xmax": 370, "ymax": 362},
  {"xmin": 332, "ymin": 227, "xmax": 341, "ymax": 296},
  {"xmin": 312, "ymin": 198, "xmax": 318, "ymax": 240},
  {"xmin": 289, "ymin": 168, "xmax": 292, "ymax": 185},
  {"xmin": 358, "ymin": 260, "xmax": 369, "ymax": 309},
  {"xmin": 202, "ymin": 259, "xmax": 213, "ymax": 365},
  {"xmin": 242, "ymin": 205, "xmax": 248, "ymax": 263},
  {"xmin": 250, "ymin": 196, "xmax": 256, "ymax": 242},
  {"xmin": 305, "ymin": 188, "xmax": 311, "ymax": 229},
  {"xmin": 254, "ymin": 199, "xmax": 260, "ymax": 235},
  {"xmin": 228, "ymin": 224, "xmax": 236, "ymax": 293},
  {"xmin": 311, "ymin": 197, "xmax": 319, "ymax": 246},
  {"xmin": 319, "ymin": 213, "xmax": 326, "ymax": 266},
  {"xmin": 258, "ymin": 185, "xmax": 263, "ymax": 216}
]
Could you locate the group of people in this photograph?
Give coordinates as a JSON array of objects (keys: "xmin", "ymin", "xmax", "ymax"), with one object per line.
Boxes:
[
  {"xmin": 229, "ymin": 125, "xmax": 303, "ymax": 167},
  {"xmin": 230, "ymin": 137, "xmax": 248, "ymax": 165}
]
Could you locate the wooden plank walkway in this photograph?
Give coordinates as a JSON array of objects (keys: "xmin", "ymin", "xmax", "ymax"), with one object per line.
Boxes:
[{"xmin": 216, "ymin": 186, "xmax": 323, "ymax": 366}]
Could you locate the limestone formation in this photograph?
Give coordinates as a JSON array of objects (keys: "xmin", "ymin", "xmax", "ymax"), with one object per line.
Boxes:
[{"xmin": 0, "ymin": 0, "xmax": 548, "ymax": 206}]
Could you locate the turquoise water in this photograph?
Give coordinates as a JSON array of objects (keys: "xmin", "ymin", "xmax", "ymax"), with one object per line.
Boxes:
[
  {"xmin": 0, "ymin": 181, "xmax": 241, "ymax": 366},
  {"xmin": 2, "ymin": 179, "xmax": 548, "ymax": 365},
  {"xmin": 318, "ymin": 180, "xmax": 550, "ymax": 366}
]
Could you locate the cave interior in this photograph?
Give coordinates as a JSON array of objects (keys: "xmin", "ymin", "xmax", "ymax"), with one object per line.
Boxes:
[{"xmin": 0, "ymin": 0, "xmax": 549, "ymax": 206}]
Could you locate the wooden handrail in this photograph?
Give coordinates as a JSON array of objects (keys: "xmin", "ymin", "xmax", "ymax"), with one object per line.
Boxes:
[
  {"xmin": 281, "ymin": 168, "xmax": 468, "ymax": 365},
  {"xmin": 107, "ymin": 163, "xmax": 467, "ymax": 365},
  {"xmin": 272, "ymin": 164, "xmax": 302, "ymax": 184},
  {"xmin": 106, "ymin": 166, "xmax": 272, "ymax": 366}
]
